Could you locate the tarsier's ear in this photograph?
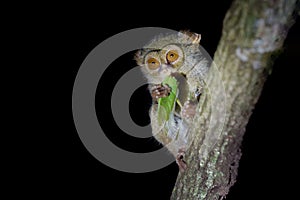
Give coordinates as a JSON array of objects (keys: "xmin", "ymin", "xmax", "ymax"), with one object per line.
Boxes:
[
  {"xmin": 178, "ymin": 30, "xmax": 201, "ymax": 44},
  {"xmin": 134, "ymin": 50, "xmax": 144, "ymax": 66}
]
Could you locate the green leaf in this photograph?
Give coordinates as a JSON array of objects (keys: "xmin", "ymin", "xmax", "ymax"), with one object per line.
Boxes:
[{"xmin": 157, "ymin": 76, "xmax": 178, "ymax": 125}]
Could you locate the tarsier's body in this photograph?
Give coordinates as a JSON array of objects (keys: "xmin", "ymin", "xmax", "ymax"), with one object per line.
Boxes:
[{"xmin": 135, "ymin": 31, "xmax": 210, "ymax": 171}]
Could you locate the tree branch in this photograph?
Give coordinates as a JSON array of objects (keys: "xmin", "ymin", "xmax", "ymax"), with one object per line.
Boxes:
[{"xmin": 171, "ymin": 0, "xmax": 299, "ymax": 199}]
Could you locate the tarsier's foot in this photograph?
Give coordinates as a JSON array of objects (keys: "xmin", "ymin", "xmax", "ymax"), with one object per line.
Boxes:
[
  {"xmin": 181, "ymin": 100, "xmax": 197, "ymax": 119},
  {"xmin": 176, "ymin": 148, "xmax": 187, "ymax": 173},
  {"xmin": 151, "ymin": 84, "xmax": 171, "ymax": 101}
]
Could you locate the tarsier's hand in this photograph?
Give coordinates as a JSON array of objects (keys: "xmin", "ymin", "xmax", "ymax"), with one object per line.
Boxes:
[
  {"xmin": 181, "ymin": 100, "xmax": 198, "ymax": 119},
  {"xmin": 151, "ymin": 84, "xmax": 171, "ymax": 101}
]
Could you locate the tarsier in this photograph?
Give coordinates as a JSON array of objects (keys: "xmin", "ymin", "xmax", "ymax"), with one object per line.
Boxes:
[{"xmin": 135, "ymin": 30, "xmax": 210, "ymax": 172}]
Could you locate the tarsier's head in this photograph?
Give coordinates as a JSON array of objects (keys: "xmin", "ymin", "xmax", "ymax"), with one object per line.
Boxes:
[{"xmin": 135, "ymin": 30, "xmax": 202, "ymax": 84}]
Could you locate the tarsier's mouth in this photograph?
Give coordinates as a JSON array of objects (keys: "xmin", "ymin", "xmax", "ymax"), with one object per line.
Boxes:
[{"xmin": 158, "ymin": 64, "xmax": 175, "ymax": 73}]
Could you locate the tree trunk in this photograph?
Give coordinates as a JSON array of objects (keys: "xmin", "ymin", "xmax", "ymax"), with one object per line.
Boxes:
[{"xmin": 171, "ymin": 0, "xmax": 299, "ymax": 199}]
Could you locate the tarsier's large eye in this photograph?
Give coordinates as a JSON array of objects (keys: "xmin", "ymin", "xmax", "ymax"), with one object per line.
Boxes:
[
  {"xmin": 146, "ymin": 57, "xmax": 160, "ymax": 70},
  {"xmin": 166, "ymin": 50, "xmax": 179, "ymax": 63},
  {"xmin": 162, "ymin": 45, "xmax": 183, "ymax": 66}
]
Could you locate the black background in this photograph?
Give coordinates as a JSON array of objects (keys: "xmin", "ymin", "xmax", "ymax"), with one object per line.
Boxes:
[{"xmin": 39, "ymin": 1, "xmax": 300, "ymax": 199}]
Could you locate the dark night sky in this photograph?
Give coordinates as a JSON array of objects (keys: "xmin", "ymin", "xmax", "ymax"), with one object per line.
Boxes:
[{"xmin": 41, "ymin": 1, "xmax": 300, "ymax": 199}]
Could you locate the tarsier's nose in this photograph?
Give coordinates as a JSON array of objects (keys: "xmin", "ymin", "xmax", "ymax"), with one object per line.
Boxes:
[{"xmin": 159, "ymin": 64, "xmax": 172, "ymax": 73}]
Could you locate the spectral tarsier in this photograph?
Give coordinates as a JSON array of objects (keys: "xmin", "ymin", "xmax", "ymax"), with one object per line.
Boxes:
[{"xmin": 135, "ymin": 30, "xmax": 210, "ymax": 172}]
